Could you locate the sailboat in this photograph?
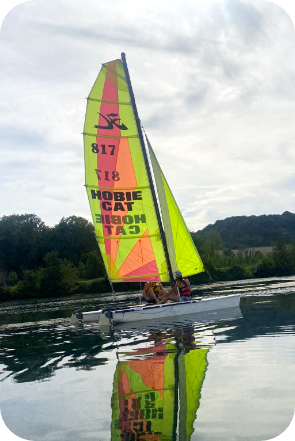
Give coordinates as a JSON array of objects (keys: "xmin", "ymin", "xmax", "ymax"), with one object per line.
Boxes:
[
  {"xmin": 111, "ymin": 328, "xmax": 211, "ymax": 441},
  {"xmin": 70, "ymin": 53, "xmax": 240, "ymax": 325}
]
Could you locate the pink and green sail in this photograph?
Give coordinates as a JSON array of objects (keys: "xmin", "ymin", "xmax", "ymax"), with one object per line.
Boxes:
[
  {"xmin": 111, "ymin": 338, "xmax": 209, "ymax": 440},
  {"xmin": 111, "ymin": 344, "xmax": 176, "ymax": 441},
  {"xmin": 84, "ymin": 56, "xmax": 204, "ymax": 283},
  {"xmin": 84, "ymin": 59, "xmax": 169, "ymax": 282}
]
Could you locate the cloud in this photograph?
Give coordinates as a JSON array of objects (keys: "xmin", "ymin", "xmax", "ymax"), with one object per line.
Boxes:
[{"xmin": 0, "ymin": 0, "xmax": 295, "ymax": 231}]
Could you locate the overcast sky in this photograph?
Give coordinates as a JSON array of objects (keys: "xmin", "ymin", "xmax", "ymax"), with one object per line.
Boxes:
[{"xmin": 1, "ymin": 0, "xmax": 295, "ymax": 231}]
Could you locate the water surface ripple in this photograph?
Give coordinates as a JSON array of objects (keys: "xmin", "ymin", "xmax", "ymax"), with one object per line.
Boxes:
[{"xmin": 0, "ymin": 276, "xmax": 295, "ymax": 441}]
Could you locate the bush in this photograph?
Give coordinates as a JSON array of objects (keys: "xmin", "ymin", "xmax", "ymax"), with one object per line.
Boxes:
[
  {"xmin": 39, "ymin": 251, "xmax": 78, "ymax": 296},
  {"xmin": 17, "ymin": 270, "xmax": 40, "ymax": 294},
  {"xmin": 80, "ymin": 251, "xmax": 106, "ymax": 280},
  {"xmin": 71, "ymin": 278, "xmax": 110, "ymax": 294},
  {"xmin": 7, "ymin": 271, "xmax": 18, "ymax": 286}
]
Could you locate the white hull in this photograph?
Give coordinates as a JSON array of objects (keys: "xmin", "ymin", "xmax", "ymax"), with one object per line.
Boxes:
[
  {"xmin": 70, "ymin": 294, "xmax": 241, "ymax": 325},
  {"xmin": 115, "ymin": 305, "xmax": 242, "ymax": 331},
  {"xmin": 112, "ymin": 294, "xmax": 240, "ymax": 323}
]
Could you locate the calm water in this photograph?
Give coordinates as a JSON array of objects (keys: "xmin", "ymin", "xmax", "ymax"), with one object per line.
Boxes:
[{"xmin": 1, "ymin": 276, "xmax": 295, "ymax": 441}]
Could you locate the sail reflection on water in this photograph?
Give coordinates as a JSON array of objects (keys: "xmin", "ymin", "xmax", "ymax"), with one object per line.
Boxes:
[
  {"xmin": 111, "ymin": 327, "xmax": 211, "ymax": 441},
  {"xmin": 178, "ymin": 346, "xmax": 209, "ymax": 441}
]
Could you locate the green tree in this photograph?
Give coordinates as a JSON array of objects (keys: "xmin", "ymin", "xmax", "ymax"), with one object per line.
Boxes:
[
  {"xmin": 195, "ymin": 211, "xmax": 295, "ymax": 249},
  {"xmin": 39, "ymin": 251, "xmax": 78, "ymax": 296},
  {"xmin": 0, "ymin": 214, "xmax": 47, "ymax": 273},
  {"xmin": 7, "ymin": 271, "xmax": 18, "ymax": 286},
  {"xmin": 18, "ymin": 270, "xmax": 40, "ymax": 294},
  {"xmin": 273, "ymin": 236, "xmax": 293, "ymax": 275},
  {"xmin": 49, "ymin": 216, "xmax": 97, "ymax": 265},
  {"xmin": 0, "ymin": 268, "xmax": 7, "ymax": 286},
  {"xmin": 203, "ymin": 231, "xmax": 223, "ymax": 258},
  {"xmin": 290, "ymin": 240, "xmax": 295, "ymax": 267},
  {"xmin": 80, "ymin": 251, "xmax": 106, "ymax": 279},
  {"xmin": 256, "ymin": 253, "xmax": 275, "ymax": 277},
  {"xmin": 190, "ymin": 233, "xmax": 206, "ymax": 255}
]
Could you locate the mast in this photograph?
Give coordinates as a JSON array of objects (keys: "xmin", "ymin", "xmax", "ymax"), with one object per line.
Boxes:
[
  {"xmin": 121, "ymin": 52, "xmax": 174, "ymax": 285},
  {"xmin": 172, "ymin": 346, "xmax": 181, "ymax": 441}
]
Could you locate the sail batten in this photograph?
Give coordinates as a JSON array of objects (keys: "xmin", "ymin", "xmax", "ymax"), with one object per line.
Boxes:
[
  {"xmin": 87, "ymin": 185, "xmax": 150, "ymax": 190},
  {"xmin": 96, "ymin": 234, "xmax": 160, "ymax": 240},
  {"xmin": 102, "ymin": 63, "xmax": 127, "ymax": 80},
  {"xmin": 87, "ymin": 98, "xmax": 131, "ymax": 105},
  {"xmin": 83, "ymin": 132, "xmax": 138, "ymax": 139}
]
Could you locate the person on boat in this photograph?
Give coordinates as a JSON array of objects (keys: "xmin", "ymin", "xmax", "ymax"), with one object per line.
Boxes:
[
  {"xmin": 158, "ymin": 270, "xmax": 192, "ymax": 304},
  {"xmin": 142, "ymin": 281, "xmax": 166, "ymax": 304}
]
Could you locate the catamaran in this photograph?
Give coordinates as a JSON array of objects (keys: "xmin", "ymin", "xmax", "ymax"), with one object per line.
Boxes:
[{"xmin": 70, "ymin": 53, "xmax": 240, "ymax": 325}]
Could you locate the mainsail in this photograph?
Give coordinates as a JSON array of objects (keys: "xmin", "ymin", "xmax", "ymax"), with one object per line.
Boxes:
[
  {"xmin": 84, "ymin": 54, "xmax": 204, "ymax": 284},
  {"xmin": 84, "ymin": 59, "xmax": 169, "ymax": 282}
]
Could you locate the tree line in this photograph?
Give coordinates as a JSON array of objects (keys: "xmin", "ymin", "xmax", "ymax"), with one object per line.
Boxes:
[
  {"xmin": 194, "ymin": 211, "xmax": 295, "ymax": 249},
  {"xmin": 0, "ymin": 214, "xmax": 108, "ymax": 300},
  {"xmin": 1, "ymin": 213, "xmax": 295, "ymax": 301},
  {"xmin": 190, "ymin": 230, "xmax": 295, "ymax": 283}
]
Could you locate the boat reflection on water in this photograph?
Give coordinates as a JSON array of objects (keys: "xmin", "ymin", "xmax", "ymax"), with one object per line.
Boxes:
[
  {"xmin": 111, "ymin": 329, "xmax": 208, "ymax": 441},
  {"xmin": 111, "ymin": 306, "xmax": 242, "ymax": 441}
]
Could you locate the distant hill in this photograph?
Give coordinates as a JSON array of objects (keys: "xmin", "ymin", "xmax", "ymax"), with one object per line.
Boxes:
[{"xmin": 193, "ymin": 211, "xmax": 295, "ymax": 249}]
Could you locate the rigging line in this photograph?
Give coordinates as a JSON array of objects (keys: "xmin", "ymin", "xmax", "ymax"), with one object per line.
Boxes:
[
  {"xmin": 204, "ymin": 265, "xmax": 214, "ymax": 282},
  {"xmin": 177, "ymin": 233, "xmax": 190, "ymax": 263},
  {"xmin": 180, "ymin": 249, "xmax": 200, "ymax": 270},
  {"xmin": 176, "ymin": 214, "xmax": 195, "ymax": 262}
]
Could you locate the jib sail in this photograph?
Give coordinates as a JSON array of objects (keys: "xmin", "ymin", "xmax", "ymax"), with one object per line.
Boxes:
[
  {"xmin": 178, "ymin": 347, "xmax": 209, "ymax": 440},
  {"xmin": 83, "ymin": 59, "xmax": 169, "ymax": 282},
  {"xmin": 147, "ymin": 138, "xmax": 204, "ymax": 277}
]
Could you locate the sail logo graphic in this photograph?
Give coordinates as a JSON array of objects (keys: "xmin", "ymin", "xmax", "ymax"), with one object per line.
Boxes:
[{"xmin": 94, "ymin": 113, "xmax": 128, "ymax": 130}]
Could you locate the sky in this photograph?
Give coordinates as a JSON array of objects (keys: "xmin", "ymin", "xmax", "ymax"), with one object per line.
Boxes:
[{"xmin": 1, "ymin": 0, "xmax": 295, "ymax": 234}]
